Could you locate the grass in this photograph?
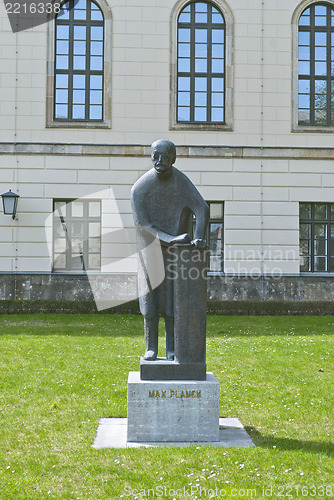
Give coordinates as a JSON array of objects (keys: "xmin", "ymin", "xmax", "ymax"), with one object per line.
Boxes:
[{"xmin": 0, "ymin": 314, "xmax": 333, "ymax": 499}]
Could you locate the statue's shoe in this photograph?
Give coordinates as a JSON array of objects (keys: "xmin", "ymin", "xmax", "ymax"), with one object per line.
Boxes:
[{"xmin": 143, "ymin": 350, "xmax": 157, "ymax": 361}]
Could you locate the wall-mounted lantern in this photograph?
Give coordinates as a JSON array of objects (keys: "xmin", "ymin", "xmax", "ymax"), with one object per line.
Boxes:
[{"xmin": 1, "ymin": 190, "xmax": 20, "ymax": 220}]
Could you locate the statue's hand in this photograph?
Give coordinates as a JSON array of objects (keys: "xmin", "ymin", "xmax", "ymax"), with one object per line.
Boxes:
[
  {"xmin": 171, "ymin": 233, "xmax": 191, "ymax": 244},
  {"xmin": 191, "ymin": 238, "xmax": 207, "ymax": 249}
]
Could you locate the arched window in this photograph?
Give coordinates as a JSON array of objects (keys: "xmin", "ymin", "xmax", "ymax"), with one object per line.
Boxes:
[
  {"xmin": 54, "ymin": 0, "xmax": 104, "ymax": 121},
  {"xmin": 298, "ymin": 3, "xmax": 334, "ymax": 126},
  {"xmin": 177, "ymin": 1, "xmax": 226, "ymax": 124}
]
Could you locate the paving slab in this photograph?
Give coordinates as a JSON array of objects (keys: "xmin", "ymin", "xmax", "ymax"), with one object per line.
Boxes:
[{"xmin": 92, "ymin": 417, "xmax": 255, "ymax": 449}]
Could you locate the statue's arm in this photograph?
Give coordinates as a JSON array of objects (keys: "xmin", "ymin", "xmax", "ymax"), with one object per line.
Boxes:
[{"xmin": 189, "ymin": 188, "xmax": 210, "ymax": 245}]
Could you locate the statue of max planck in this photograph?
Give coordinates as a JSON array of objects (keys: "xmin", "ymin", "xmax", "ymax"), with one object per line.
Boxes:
[{"xmin": 131, "ymin": 139, "xmax": 209, "ymax": 362}]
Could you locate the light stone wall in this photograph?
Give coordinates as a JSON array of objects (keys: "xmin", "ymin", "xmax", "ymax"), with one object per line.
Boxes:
[{"xmin": 0, "ymin": 0, "xmax": 334, "ymax": 286}]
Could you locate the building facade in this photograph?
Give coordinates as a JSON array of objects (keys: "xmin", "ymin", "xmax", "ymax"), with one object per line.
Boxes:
[{"xmin": 1, "ymin": 0, "xmax": 334, "ymax": 309}]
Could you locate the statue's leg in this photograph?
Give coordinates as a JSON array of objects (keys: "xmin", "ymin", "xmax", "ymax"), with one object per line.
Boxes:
[
  {"xmin": 165, "ymin": 316, "xmax": 174, "ymax": 361},
  {"xmin": 143, "ymin": 316, "xmax": 159, "ymax": 360}
]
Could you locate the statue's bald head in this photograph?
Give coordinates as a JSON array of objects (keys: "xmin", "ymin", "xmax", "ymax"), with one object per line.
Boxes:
[{"xmin": 151, "ymin": 139, "xmax": 176, "ymax": 175}]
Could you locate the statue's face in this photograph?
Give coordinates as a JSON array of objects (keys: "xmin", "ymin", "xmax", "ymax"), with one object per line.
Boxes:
[{"xmin": 151, "ymin": 143, "xmax": 174, "ymax": 175}]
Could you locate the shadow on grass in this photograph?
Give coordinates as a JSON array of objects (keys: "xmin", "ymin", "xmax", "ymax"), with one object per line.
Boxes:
[{"xmin": 246, "ymin": 427, "xmax": 334, "ymax": 458}]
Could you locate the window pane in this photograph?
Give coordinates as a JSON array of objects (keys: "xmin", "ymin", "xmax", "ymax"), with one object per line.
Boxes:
[
  {"xmin": 298, "ymin": 94, "xmax": 310, "ymax": 108},
  {"xmin": 178, "ymin": 107, "xmax": 190, "ymax": 121},
  {"xmin": 91, "ymin": 26, "xmax": 103, "ymax": 40},
  {"xmin": 315, "ymin": 62, "xmax": 327, "ymax": 75},
  {"xmin": 194, "ymin": 107, "xmax": 206, "ymax": 121},
  {"xmin": 72, "ymin": 238, "xmax": 84, "ymax": 253},
  {"xmin": 179, "ymin": 58, "xmax": 191, "ymax": 72},
  {"xmin": 74, "ymin": 26, "xmax": 86, "ymax": 40},
  {"xmin": 54, "ymin": 254, "xmax": 66, "ymax": 269},
  {"xmin": 90, "ymin": 90, "xmax": 102, "ymax": 105},
  {"xmin": 178, "ymin": 28, "xmax": 191, "ymax": 42},
  {"xmin": 89, "ymin": 201, "xmax": 101, "ymax": 217},
  {"xmin": 57, "ymin": 25, "xmax": 69, "ymax": 39},
  {"xmin": 72, "ymin": 202, "xmax": 84, "ymax": 217},
  {"xmin": 179, "ymin": 11, "xmax": 191, "ymax": 23},
  {"xmin": 54, "ymin": 238, "xmax": 66, "ymax": 253},
  {"xmin": 73, "ymin": 40, "xmax": 86, "ymax": 55},
  {"xmin": 314, "ymin": 204, "xmax": 327, "ymax": 219},
  {"xmin": 73, "ymin": 90, "xmax": 85, "ymax": 104},
  {"xmin": 212, "ymin": 8, "xmax": 224, "ymax": 24},
  {"xmin": 178, "ymin": 77, "xmax": 190, "ymax": 91},
  {"xmin": 89, "ymin": 237, "xmax": 100, "ymax": 253},
  {"xmin": 195, "ymin": 13, "xmax": 207, "ymax": 23},
  {"xmin": 56, "ymin": 89, "xmax": 68, "ymax": 103},
  {"xmin": 56, "ymin": 74, "xmax": 68, "ymax": 89},
  {"xmin": 298, "ymin": 79, "xmax": 310, "ymax": 93},
  {"xmin": 299, "ymin": 46, "xmax": 310, "ymax": 60},
  {"xmin": 195, "ymin": 77, "xmax": 207, "ymax": 91},
  {"xmin": 299, "ymin": 32, "xmax": 310, "ymax": 45},
  {"xmin": 91, "ymin": 9, "xmax": 103, "ymax": 21},
  {"xmin": 195, "ymin": 59, "xmax": 207, "ymax": 72},
  {"xmin": 195, "ymin": 43, "xmax": 207, "ymax": 58},
  {"xmin": 89, "ymin": 106, "xmax": 102, "ymax": 119},
  {"xmin": 90, "ymin": 75, "xmax": 103, "ymax": 89},
  {"xmin": 90, "ymin": 56, "xmax": 103, "ymax": 70},
  {"xmin": 73, "ymin": 74, "xmax": 86, "ymax": 89},
  {"xmin": 195, "ymin": 3, "xmax": 207, "ymax": 13},
  {"xmin": 88, "ymin": 254, "xmax": 101, "ymax": 269},
  {"xmin": 299, "ymin": 61, "xmax": 310, "ymax": 75},
  {"xmin": 195, "ymin": 92, "xmax": 207, "ymax": 106},
  {"xmin": 300, "ymin": 223, "xmax": 311, "ymax": 239},
  {"xmin": 315, "ymin": 32, "xmax": 326, "ymax": 46},
  {"xmin": 179, "ymin": 43, "xmax": 191, "ymax": 57},
  {"xmin": 55, "ymin": 105, "xmax": 68, "ymax": 119},
  {"xmin": 73, "ymin": 56, "xmax": 86, "ymax": 70},
  {"xmin": 56, "ymin": 41, "xmax": 69, "ymax": 54},
  {"xmin": 178, "ymin": 92, "xmax": 190, "ymax": 106},
  {"xmin": 72, "ymin": 222, "xmax": 84, "ymax": 238},
  {"xmin": 300, "ymin": 203, "xmax": 311, "ymax": 219},
  {"xmin": 212, "ymin": 29, "xmax": 224, "ymax": 43},
  {"xmin": 212, "ymin": 92, "xmax": 224, "ymax": 106},
  {"xmin": 212, "ymin": 44, "xmax": 224, "ymax": 59},
  {"xmin": 315, "ymin": 46, "xmax": 326, "ymax": 60},
  {"xmin": 195, "ymin": 29, "xmax": 207, "ymax": 43},
  {"xmin": 210, "ymin": 203, "xmax": 223, "ymax": 219},
  {"xmin": 212, "ymin": 59, "xmax": 224, "ymax": 73},
  {"xmin": 89, "ymin": 222, "xmax": 100, "ymax": 237},
  {"xmin": 74, "ymin": 9, "xmax": 86, "ymax": 20},
  {"xmin": 211, "ymin": 107, "xmax": 224, "ymax": 121},
  {"xmin": 56, "ymin": 56, "xmax": 69, "ymax": 70},
  {"xmin": 91, "ymin": 41, "xmax": 103, "ymax": 55},
  {"xmin": 212, "ymin": 78, "xmax": 224, "ymax": 91},
  {"xmin": 72, "ymin": 105, "xmax": 85, "ymax": 119}
]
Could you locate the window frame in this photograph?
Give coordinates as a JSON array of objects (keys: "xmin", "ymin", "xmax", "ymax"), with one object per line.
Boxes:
[
  {"xmin": 292, "ymin": 0, "xmax": 334, "ymax": 132},
  {"xmin": 53, "ymin": 198, "xmax": 101, "ymax": 272},
  {"xmin": 170, "ymin": 0, "xmax": 233, "ymax": 131},
  {"xmin": 46, "ymin": 0, "xmax": 112, "ymax": 128},
  {"xmin": 299, "ymin": 202, "xmax": 334, "ymax": 273}
]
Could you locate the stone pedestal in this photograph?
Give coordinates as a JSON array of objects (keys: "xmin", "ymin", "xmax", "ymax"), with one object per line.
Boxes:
[{"xmin": 127, "ymin": 371, "xmax": 219, "ymax": 442}]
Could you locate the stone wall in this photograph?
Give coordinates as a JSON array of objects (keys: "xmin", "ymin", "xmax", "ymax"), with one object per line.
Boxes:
[{"xmin": 1, "ymin": 273, "xmax": 334, "ymax": 315}]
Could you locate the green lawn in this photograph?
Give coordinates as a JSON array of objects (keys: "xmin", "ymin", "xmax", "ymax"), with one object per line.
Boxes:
[{"xmin": 0, "ymin": 314, "xmax": 333, "ymax": 499}]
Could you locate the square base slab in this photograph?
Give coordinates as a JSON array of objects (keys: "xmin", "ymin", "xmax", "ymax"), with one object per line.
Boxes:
[
  {"xmin": 127, "ymin": 371, "xmax": 219, "ymax": 442},
  {"xmin": 92, "ymin": 418, "xmax": 255, "ymax": 448},
  {"xmin": 140, "ymin": 358, "xmax": 206, "ymax": 380}
]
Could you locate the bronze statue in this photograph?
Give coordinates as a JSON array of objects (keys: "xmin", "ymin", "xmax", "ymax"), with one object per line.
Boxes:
[{"xmin": 131, "ymin": 139, "xmax": 209, "ymax": 363}]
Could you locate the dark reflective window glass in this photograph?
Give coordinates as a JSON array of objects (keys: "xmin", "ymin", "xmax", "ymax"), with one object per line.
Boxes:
[
  {"xmin": 54, "ymin": 0, "xmax": 104, "ymax": 121},
  {"xmin": 177, "ymin": 1, "xmax": 225, "ymax": 124},
  {"xmin": 298, "ymin": 4, "xmax": 334, "ymax": 126}
]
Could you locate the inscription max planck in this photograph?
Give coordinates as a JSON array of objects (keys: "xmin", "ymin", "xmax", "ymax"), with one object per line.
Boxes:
[{"xmin": 148, "ymin": 389, "xmax": 202, "ymax": 399}]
